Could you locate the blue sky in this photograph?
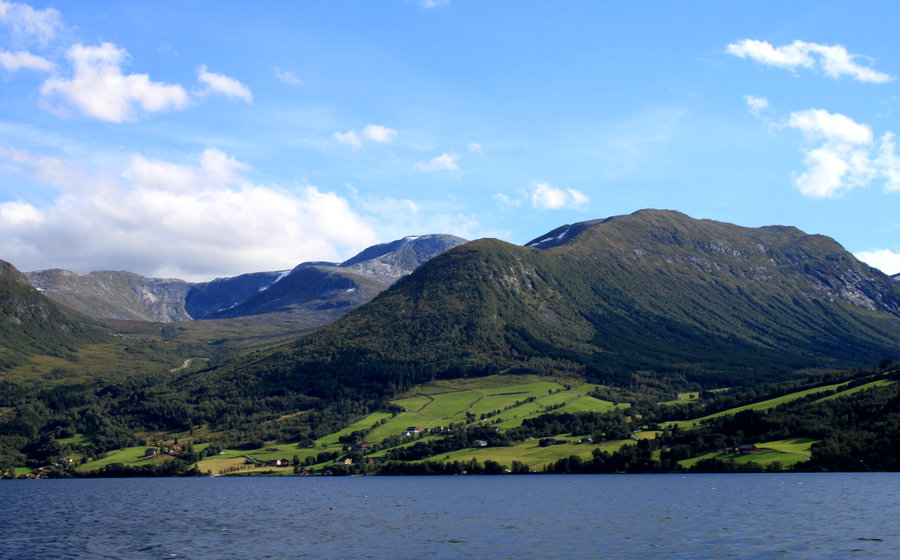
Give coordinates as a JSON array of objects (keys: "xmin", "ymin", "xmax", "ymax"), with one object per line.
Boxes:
[{"xmin": 2, "ymin": 1, "xmax": 900, "ymax": 280}]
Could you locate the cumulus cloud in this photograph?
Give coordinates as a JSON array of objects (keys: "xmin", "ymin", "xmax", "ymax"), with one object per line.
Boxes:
[
  {"xmin": 334, "ymin": 124, "xmax": 398, "ymax": 148},
  {"xmin": 854, "ymin": 249, "xmax": 900, "ymax": 276},
  {"xmin": 0, "ymin": 49, "xmax": 53, "ymax": 71},
  {"xmin": 468, "ymin": 142, "xmax": 483, "ymax": 155},
  {"xmin": 420, "ymin": 0, "xmax": 450, "ymax": 8},
  {"xmin": 529, "ymin": 182, "xmax": 589, "ymax": 210},
  {"xmin": 726, "ymin": 39, "xmax": 892, "ymax": 83},
  {"xmin": 124, "ymin": 148, "xmax": 247, "ymax": 193},
  {"xmin": 196, "ymin": 65, "xmax": 253, "ymax": 102},
  {"xmin": 0, "ymin": 146, "xmax": 379, "ymax": 280},
  {"xmin": 413, "ymin": 152, "xmax": 459, "ymax": 172},
  {"xmin": 274, "ymin": 67, "xmax": 303, "ymax": 86},
  {"xmin": 39, "ymin": 42, "xmax": 190, "ymax": 122},
  {"xmin": 780, "ymin": 108, "xmax": 900, "ymax": 197},
  {"xmin": 744, "ymin": 95, "xmax": 769, "ymax": 117},
  {"xmin": 0, "ymin": 0, "xmax": 62, "ymax": 45}
]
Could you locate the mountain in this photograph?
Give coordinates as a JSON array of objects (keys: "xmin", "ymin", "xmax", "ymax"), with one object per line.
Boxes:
[
  {"xmin": 0, "ymin": 260, "xmax": 105, "ymax": 368},
  {"xmin": 22, "ymin": 234, "xmax": 467, "ymax": 325},
  {"xmin": 26, "ymin": 269, "xmax": 192, "ymax": 322},
  {"xmin": 194, "ymin": 234, "xmax": 467, "ymax": 322},
  {"xmin": 206, "ymin": 209, "xmax": 900, "ymax": 404}
]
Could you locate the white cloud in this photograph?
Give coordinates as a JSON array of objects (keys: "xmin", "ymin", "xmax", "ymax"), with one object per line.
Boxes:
[
  {"xmin": 274, "ymin": 67, "xmax": 303, "ymax": 86},
  {"xmin": 744, "ymin": 95, "xmax": 769, "ymax": 116},
  {"xmin": 197, "ymin": 65, "xmax": 253, "ymax": 102},
  {"xmin": 334, "ymin": 124, "xmax": 398, "ymax": 148},
  {"xmin": 779, "ymin": 108, "xmax": 900, "ymax": 197},
  {"xmin": 361, "ymin": 124, "xmax": 397, "ymax": 143},
  {"xmin": 0, "ymin": 146, "xmax": 379, "ymax": 281},
  {"xmin": 876, "ymin": 132, "xmax": 900, "ymax": 193},
  {"xmin": 726, "ymin": 39, "xmax": 892, "ymax": 83},
  {"xmin": 0, "ymin": 0, "xmax": 62, "ymax": 45},
  {"xmin": 414, "ymin": 152, "xmax": 459, "ymax": 172},
  {"xmin": 468, "ymin": 142, "xmax": 484, "ymax": 155},
  {"xmin": 492, "ymin": 193, "xmax": 520, "ymax": 209},
  {"xmin": 854, "ymin": 249, "xmax": 900, "ymax": 276},
  {"xmin": 0, "ymin": 49, "xmax": 53, "ymax": 72},
  {"xmin": 40, "ymin": 42, "xmax": 190, "ymax": 123},
  {"xmin": 123, "ymin": 148, "xmax": 247, "ymax": 194},
  {"xmin": 333, "ymin": 130, "xmax": 362, "ymax": 148},
  {"xmin": 529, "ymin": 182, "xmax": 589, "ymax": 210},
  {"xmin": 420, "ymin": 0, "xmax": 450, "ymax": 8}
]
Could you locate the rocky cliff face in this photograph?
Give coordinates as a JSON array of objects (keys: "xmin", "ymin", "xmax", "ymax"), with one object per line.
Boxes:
[
  {"xmin": 25, "ymin": 269, "xmax": 193, "ymax": 322},
  {"xmin": 21, "ymin": 234, "xmax": 469, "ymax": 324}
]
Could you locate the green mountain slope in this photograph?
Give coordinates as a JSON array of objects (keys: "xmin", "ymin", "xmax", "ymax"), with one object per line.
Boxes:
[
  {"xmin": 0, "ymin": 260, "xmax": 106, "ymax": 369},
  {"xmin": 202, "ymin": 210, "xmax": 900, "ymax": 407}
]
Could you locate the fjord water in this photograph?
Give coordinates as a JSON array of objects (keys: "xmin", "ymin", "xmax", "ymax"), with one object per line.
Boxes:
[{"xmin": 2, "ymin": 474, "xmax": 898, "ymax": 559}]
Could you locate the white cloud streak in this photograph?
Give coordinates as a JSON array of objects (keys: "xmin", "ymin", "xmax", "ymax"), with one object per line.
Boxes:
[
  {"xmin": 854, "ymin": 249, "xmax": 900, "ymax": 276},
  {"xmin": 413, "ymin": 152, "xmax": 460, "ymax": 172},
  {"xmin": 420, "ymin": 0, "xmax": 450, "ymax": 8},
  {"xmin": 781, "ymin": 108, "xmax": 900, "ymax": 197},
  {"xmin": 274, "ymin": 67, "xmax": 303, "ymax": 86},
  {"xmin": 0, "ymin": 48, "xmax": 52, "ymax": 71},
  {"xmin": 744, "ymin": 95, "xmax": 769, "ymax": 117},
  {"xmin": 529, "ymin": 182, "xmax": 589, "ymax": 210},
  {"xmin": 334, "ymin": 124, "xmax": 398, "ymax": 148},
  {"xmin": 40, "ymin": 42, "xmax": 190, "ymax": 122},
  {"xmin": 197, "ymin": 65, "xmax": 253, "ymax": 102},
  {"xmin": 727, "ymin": 39, "xmax": 892, "ymax": 83},
  {"xmin": 0, "ymin": 146, "xmax": 379, "ymax": 280},
  {"xmin": 0, "ymin": 0, "xmax": 62, "ymax": 45}
]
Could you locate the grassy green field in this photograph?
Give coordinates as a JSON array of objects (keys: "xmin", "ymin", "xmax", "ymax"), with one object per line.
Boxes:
[
  {"xmin": 816, "ymin": 379, "xmax": 896, "ymax": 402},
  {"xmin": 430, "ymin": 437, "xmax": 632, "ymax": 471},
  {"xmin": 678, "ymin": 437, "xmax": 816, "ymax": 469},
  {"xmin": 80, "ymin": 446, "xmax": 166, "ymax": 472},
  {"xmin": 314, "ymin": 411, "xmax": 393, "ymax": 448},
  {"xmin": 667, "ymin": 381, "xmax": 853, "ymax": 430},
  {"xmin": 64, "ymin": 370, "xmax": 890, "ymax": 476},
  {"xmin": 363, "ymin": 375, "xmax": 622, "ymax": 444}
]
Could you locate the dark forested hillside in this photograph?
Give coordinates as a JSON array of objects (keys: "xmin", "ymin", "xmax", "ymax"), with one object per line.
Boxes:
[
  {"xmin": 198, "ymin": 210, "xmax": 900, "ymax": 408},
  {"xmin": 3, "ymin": 211, "xmax": 900, "ymax": 472},
  {"xmin": 0, "ymin": 261, "xmax": 106, "ymax": 369}
]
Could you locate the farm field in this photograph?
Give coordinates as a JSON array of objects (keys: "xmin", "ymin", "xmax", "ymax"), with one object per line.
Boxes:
[
  {"xmin": 57, "ymin": 368, "xmax": 896, "ymax": 477},
  {"xmin": 678, "ymin": 437, "xmax": 816, "ymax": 469},
  {"xmin": 80, "ymin": 446, "xmax": 170, "ymax": 472},
  {"xmin": 430, "ymin": 437, "xmax": 632, "ymax": 471},
  {"xmin": 365, "ymin": 375, "xmax": 622, "ymax": 443},
  {"xmin": 668, "ymin": 381, "xmax": 858, "ymax": 430}
]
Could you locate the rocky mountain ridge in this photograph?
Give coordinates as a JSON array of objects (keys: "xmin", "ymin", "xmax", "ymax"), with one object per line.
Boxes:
[
  {"xmin": 23, "ymin": 234, "xmax": 467, "ymax": 324},
  {"xmin": 214, "ymin": 209, "xmax": 900, "ymax": 405}
]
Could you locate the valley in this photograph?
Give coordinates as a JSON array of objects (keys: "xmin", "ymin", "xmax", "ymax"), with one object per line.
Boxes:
[
  {"xmin": 23, "ymin": 364, "xmax": 898, "ymax": 477},
  {"xmin": 3, "ymin": 210, "xmax": 900, "ymax": 477}
]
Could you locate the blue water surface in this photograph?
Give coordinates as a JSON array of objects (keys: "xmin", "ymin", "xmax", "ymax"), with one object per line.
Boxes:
[{"xmin": 2, "ymin": 473, "xmax": 898, "ymax": 559}]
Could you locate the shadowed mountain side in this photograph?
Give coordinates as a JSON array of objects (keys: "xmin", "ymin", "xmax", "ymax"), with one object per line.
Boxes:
[
  {"xmin": 26, "ymin": 269, "xmax": 192, "ymax": 322},
  {"xmin": 200, "ymin": 210, "xmax": 900, "ymax": 403},
  {"xmin": 1, "ymin": 260, "xmax": 106, "ymax": 368},
  {"xmin": 21, "ymin": 234, "xmax": 468, "ymax": 325}
]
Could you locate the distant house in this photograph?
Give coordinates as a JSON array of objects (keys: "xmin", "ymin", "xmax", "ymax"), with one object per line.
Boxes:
[
  {"xmin": 144, "ymin": 448, "xmax": 160, "ymax": 457},
  {"xmin": 337, "ymin": 457, "xmax": 353, "ymax": 465},
  {"xmin": 739, "ymin": 444, "xmax": 758, "ymax": 455},
  {"xmin": 474, "ymin": 440, "xmax": 488, "ymax": 447},
  {"xmin": 579, "ymin": 437, "xmax": 593, "ymax": 444}
]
